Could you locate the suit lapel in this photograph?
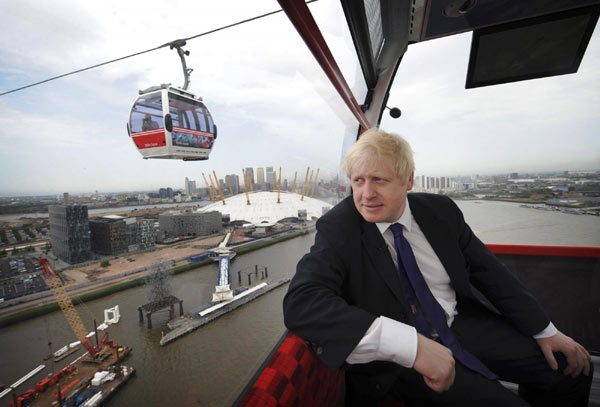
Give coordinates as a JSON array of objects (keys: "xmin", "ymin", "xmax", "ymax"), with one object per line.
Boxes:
[{"xmin": 360, "ymin": 219, "xmax": 405, "ymax": 303}]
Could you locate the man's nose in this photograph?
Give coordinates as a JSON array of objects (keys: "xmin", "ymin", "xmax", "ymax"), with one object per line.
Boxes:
[{"xmin": 363, "ymin": 181, "xmax": 376, "ymax": 198}]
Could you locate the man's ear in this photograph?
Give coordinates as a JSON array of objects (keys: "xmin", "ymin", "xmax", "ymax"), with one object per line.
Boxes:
[{"xmin": 407, "ymin": 171, "xmax": 415, "ymax": 190}]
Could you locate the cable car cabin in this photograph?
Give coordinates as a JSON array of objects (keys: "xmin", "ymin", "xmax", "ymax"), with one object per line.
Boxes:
[{"xmin": 128, "ymin": 85, "xmax": 217, "ymax": 161}]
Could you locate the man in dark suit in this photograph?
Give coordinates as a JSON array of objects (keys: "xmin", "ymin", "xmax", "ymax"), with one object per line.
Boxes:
[{"xmin": 283, "ymin": 129, "xmax": 592, "ymax": 406}]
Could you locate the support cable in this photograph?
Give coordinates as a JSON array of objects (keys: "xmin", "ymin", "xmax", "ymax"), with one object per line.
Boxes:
[{"xmin": 0, "ymin": 0, "xmax": 318, "ymax": 97}]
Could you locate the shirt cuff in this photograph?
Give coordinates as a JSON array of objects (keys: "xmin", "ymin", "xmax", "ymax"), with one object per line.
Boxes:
[
  {"xmin": 345, "ymin": 316, "xmax": 418, "ymax": 368},
  {"xmin": 533, "ymin": 322, "xmax": 558, "ymax": 339}
]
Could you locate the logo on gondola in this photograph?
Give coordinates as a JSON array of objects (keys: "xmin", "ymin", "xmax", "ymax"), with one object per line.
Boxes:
[{"xmin": 172, "ymin": 129, "xmax": 214, "ymax": 149}]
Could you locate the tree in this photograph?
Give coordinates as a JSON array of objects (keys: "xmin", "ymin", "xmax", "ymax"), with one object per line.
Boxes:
[{"xmin": 100, "ymin": 260, "xmax": 110, "ymax": 267}]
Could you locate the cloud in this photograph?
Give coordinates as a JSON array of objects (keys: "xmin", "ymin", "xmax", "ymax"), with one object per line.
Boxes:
[{"xmin": 0, "ymin": 1, "xmax": 598, "ymax": 195}]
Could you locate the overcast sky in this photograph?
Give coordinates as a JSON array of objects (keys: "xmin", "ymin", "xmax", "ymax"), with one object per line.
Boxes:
[{"xmin": 0, "ymin": 1, "xmax": 598, "ymax": 196}]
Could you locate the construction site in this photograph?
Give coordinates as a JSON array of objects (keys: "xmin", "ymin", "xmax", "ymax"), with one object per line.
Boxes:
[{"xmin": 1, "ymin": 259, "xmax": 135, "ymax": 407}]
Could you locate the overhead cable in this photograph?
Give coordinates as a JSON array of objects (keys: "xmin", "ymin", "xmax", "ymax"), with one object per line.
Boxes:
[{"xmin": 0, "ymin": 0, "xmax": 318, "ymax": 97}]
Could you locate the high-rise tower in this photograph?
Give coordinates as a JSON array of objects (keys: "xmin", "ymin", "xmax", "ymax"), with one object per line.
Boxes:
[
  {"xmin": 257, "ymin": 167, "xmax": 265, "ymax": 190},
  {"xmin": 49, "ymin": 204, "xmax": 92, "ymax": 264}
]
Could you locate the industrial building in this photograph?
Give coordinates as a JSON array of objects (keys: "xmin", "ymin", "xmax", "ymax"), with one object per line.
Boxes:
[
  {"xmin": 158, "ymin": 210, "xmax": 222, "ymax": 238},
  {"xmin": 49, "ymin": 204, "xmax": 92, "ymax": 264}
]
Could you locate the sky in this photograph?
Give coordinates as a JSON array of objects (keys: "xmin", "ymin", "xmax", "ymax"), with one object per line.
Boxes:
[{"xmin": 0, "ymin": 1, "xmax": 599, "ymax": 196}]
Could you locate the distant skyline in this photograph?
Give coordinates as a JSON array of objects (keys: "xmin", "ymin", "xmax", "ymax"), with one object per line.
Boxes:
[
  {"xmin": 3, "ymin": 167, "xmax": 597, "ymax": 199},
  {"xmin": 1, "ymin": 1, "xmax": 599, "ymax": 196}
]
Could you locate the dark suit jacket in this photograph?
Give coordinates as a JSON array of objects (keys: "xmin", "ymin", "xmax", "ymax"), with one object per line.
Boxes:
[{"xmin": 283, "ymin": 193, "xmax": 550, "ymax": 397}]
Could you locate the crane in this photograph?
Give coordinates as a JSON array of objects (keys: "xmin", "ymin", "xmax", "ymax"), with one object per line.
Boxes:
[{"xmin": 38, "ymin": 258, "xmax": 109, "ymax": 357}]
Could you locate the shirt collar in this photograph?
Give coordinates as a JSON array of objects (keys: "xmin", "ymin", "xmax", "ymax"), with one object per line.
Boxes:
[{"xmin": 376, "ymin": 198, "xmax": 412, "ymax": 235}]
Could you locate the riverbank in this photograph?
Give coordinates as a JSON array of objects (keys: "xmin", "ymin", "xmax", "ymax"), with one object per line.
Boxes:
[{"xmin": 0, "ymin": 229, "xmax": 309, "ymax": 328}]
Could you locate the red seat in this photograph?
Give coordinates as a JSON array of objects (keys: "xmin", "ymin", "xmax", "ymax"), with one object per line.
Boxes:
[{"xmin": 240, "ymin": 331, "xmax": 344, "ymax": 406}]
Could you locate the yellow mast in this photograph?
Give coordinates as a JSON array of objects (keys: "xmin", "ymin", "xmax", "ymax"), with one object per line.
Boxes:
[
  {"xmin": 202, "ymin": 172, "xmax": 215, "ymax": 202},
  {"xmin": 311, "ymin": 168, "xmax": 320, "ymax": 197},
  {"xmin": 227, "ymin": 177, "xmax": 234, "ymax": 198},
  {"xmin": 301, "ymin": 167, "xmax": 310, "ymax": 201},
  {"xmin": 249, "ymin": 172, "xmax": 255, "ymax": 193},
  {"xmin": 208, "ymin": 173, "xmax": 218, "ymax": 202},
  {"xmin": 277, "ymin": 167, "xmax": 282, "ymax": 203},
  {"xmin": 291, "ymin": 171, "xmax": 297, "ymax": 193},
  {"xmin": 213, "ymin": 170, "xmax": 226, "ymax": 205},
  {"xmin": 306, "ymin": 169, "xmax": 314, "ymax": 200},
  {"xmin": 242, "ymin": 168, "xmax": 250, "ymax": 205}
]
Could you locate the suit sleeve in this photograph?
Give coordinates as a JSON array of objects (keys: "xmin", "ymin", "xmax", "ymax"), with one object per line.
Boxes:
[
  {"xmin": 448, "ymin": 197, "xmax": 550, "ymax": 336},
  {"xmin": 283, "ymin": 215, "xmax": 377, "ymax": 370}
]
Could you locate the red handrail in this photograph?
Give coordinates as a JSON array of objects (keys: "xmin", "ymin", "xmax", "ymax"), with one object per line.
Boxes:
[{"xmin": 487, "ymin": 244, "xmax": 600, "ymax": 258}]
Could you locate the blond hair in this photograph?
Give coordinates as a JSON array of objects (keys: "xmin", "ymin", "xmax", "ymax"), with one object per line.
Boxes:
[{"xmin": 342, "ymin": 128, "xmax": 415, "ymax": 182}]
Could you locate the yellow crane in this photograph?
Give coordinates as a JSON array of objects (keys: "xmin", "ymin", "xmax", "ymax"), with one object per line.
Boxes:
[{"xmin": 38, "ymin": 258, "xmax": 108, "ymax": 357}]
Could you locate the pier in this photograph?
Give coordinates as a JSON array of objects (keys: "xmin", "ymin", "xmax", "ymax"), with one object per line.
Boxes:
[
  {"xmin": 138, "ymin": 295, "xmax": 183, "ymax": 329},
  {"xmin": 159, "ymin": 278, "xmax": 290, "ymax": 346}
]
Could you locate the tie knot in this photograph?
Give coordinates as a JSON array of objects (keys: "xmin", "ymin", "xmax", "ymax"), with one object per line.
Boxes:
[{"xmin": 389, "ymin": 223, "xmax": 404, "ymax": 238}]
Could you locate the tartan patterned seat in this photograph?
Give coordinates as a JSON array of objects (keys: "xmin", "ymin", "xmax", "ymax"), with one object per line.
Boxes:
[{"xmin": 239, "ymin": 331, "xmax": 344, "ymax": 406}]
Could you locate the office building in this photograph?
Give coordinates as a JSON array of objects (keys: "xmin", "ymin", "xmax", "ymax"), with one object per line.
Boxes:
[
  {"xmin": 159, "ymin": 210, "xmax": 223, "ymax": 238},
  {"xmin": 89, "ymin": 216, "xmax": 127, "ymax": 255},
  {"xmin": 159, "ymin": 187, "xmax": 174, "ymax": 198},
  {"xmin": 184, "ymin": 177, "xmax": 197, "ymax": 196},
  {"xmin": 90, "ymin": 216, "xmax": 156, "ymax": 255},
  {"xmin": 257, "ymin": 167, "xmax": 265, "ymax": 190},
  {"xmin": 226, "ymin": 174, "xmax": 240, "ymax": 195},
  {"xmin": 245, "ymin": 167, "xmax": 255, "ymax": 190},
  {"xmin": 266, "ymin": 167, "xmax": 274, "ymax": 190},
  {"xmin": 126, "ymin": 218, "xmax": 156, "ymax": 252},
  {"xmin": 49, "ymin": 205, "xmax": 92, "ymax": 264}
]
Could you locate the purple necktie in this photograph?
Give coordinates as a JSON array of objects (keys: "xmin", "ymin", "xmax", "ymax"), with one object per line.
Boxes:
[{"xmin": 389, "ymin": 223, "xmax": 498, "ymax": 380}]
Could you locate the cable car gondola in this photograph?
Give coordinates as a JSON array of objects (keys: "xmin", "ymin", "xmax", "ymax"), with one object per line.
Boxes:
[{"xmin": 127, "ymin": 40, "xmax": 217, "ymax": 161}]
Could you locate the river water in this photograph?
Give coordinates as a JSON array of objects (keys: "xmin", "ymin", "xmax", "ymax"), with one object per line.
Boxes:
[{"xmin": 0, "ymin": 200, "xmax": 598, "ymax": 406}]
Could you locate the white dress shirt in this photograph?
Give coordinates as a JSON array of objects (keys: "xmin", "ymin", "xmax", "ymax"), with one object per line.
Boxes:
[{"xmin": 346, "ymin": 198, "xmax": 556, "ymax": 368}]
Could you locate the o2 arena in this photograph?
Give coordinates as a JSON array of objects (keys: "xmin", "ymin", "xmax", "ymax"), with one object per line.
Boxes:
[{"xmin": 196, "ymin": 191, "xmax": 334, "ymax": 225}]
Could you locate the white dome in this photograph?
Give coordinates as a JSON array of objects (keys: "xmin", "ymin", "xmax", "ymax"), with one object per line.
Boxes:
[{"xmin": 197, "ymin": 191, "xmax": 333, "ymax": 224}]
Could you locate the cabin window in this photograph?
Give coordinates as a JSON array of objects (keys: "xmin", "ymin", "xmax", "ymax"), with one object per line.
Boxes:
[
  {"xmin": 130, "ymin": 92, "xmax": 164, "ymax": 133},
  {"xmin": 168, "ymin": 94, "xmax": 214, "ymax": 135}
]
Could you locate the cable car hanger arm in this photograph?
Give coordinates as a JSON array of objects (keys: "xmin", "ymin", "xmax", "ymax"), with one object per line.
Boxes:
[{"xmin": 168, "ymin": 39, "xmax": 193, "ymax": 91}]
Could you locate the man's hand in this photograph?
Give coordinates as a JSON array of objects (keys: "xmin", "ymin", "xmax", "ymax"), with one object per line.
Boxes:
[
  {"xmin": 413, "ymin": 333, "xmax": 455, "ymax": 392},
  {"xmin": 536, "ymin": 331, "xmax": 591, "ymax": 378}
]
